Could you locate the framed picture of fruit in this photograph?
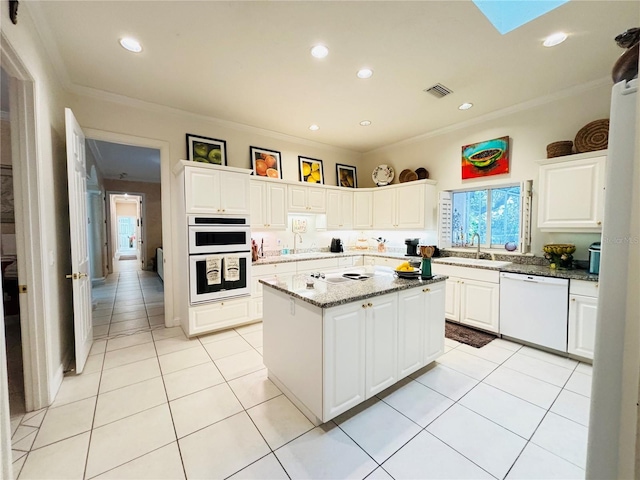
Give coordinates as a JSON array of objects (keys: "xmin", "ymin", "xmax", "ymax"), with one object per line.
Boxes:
[
  {"xmin": 186, "ymin": 134, "xmax": 227, "ymax": 166},
  {"xmin": 461, "ymin": 136, "xmax": 509, "ymax": 179},
  {"xmin": 336, "ymin": 164, "xmax": 357, "ymax": 188},
  {"xmin": 298, "ymin": 156, "xmax": 324, "ymax": 184},
  {"xmin": 250, "ymin": 146, "xmax": 282, "ymax": 179}
]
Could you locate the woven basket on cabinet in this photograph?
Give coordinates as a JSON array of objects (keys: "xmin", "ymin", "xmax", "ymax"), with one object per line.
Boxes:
[
  {"xmin": 574, "ymin": 119, "xmax": 609, "ymax": 153},
  {"xmin": 546, "ymin": 141, "xmax": 574, "ymax": 158}
]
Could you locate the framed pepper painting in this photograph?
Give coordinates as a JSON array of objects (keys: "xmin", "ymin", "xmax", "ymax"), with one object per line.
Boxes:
[{"xmin": 461, "ymin": 136, "xmax": 510, "ymax": 179}]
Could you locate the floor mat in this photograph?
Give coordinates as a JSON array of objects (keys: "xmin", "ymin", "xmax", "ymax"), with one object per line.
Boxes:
[
  {"xmin": 119, "ymin": 255, "xmax": 137, "ymax": 261},
  {"xmin": 445, "ymin": 321, "xmax": 497, "ymax": 348}
]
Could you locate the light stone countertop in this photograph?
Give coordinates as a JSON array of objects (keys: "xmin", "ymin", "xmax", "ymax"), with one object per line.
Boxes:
[
  {"xmin": 253, "ymin": 250, "xmax": 599, "ymax": 282},
  {"xmin": 259, "ymin": 270, "xmax": 447, "ymax": 308}
]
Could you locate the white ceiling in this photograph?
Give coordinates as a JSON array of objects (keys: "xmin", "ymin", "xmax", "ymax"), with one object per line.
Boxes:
[
  {"xmin": 87, "ymin": 139, "xmax": 161, "ymax": 183},
  {"xmin": 29, "ymin": 1, "xmax": 638, "ymax": 153}
]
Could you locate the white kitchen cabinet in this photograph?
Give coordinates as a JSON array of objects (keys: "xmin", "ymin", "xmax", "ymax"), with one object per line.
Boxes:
[
  {"xmin": 185, "ymin": 165, "xmax": 250, "ymax": 215},
  {"xmin": 188, "ymin": 297, "xmax": 252, "ymax": 336},
  {"xmin": 537, "ymin": 151, "xmax": 606, "ymax": 231},
  {"xmin": 397, "ymin": 283, "xmax": 446, "ymax": 377},
  {"xmin": 460, "ymin": 278, "xmax": 500, "ymax": 333},
  {"xmin": 327, "ymin": 190, "xmax": 354, "ymax": 230},
  {"xmin": 431, "ymin": 263, "xmax": 500, "ymax": 333},
  {"xmin": 568, "ymin": 280, "xmax": 599, "ymax": 360},
  {"xmin": 250, "ymin": 179, "xmax": 287, "ymax": 230},
  {"xmin": 288, "ymin": 184, "xmax": 326, "ymax": 213},
  {"xmin": 364, "ymin": 256, "xmax": 402, "ymax": 270},
  {"xmin": 372, "ymin": 182, "xmax": 436, "ymax": 229},
  {"xmin": 364, "ymin": 294, "xmax": 398, "ymax": 398},
  {"xmin": 354, "ymin": 191, "xmax": 373, "ymax": 229},
  {"xmin": 250, "ymin": 262, "xmax": 297, "ymax": 321},
  {"xmin": 323, "ymin": 302, "xmax": 366, "ymax": 420}
]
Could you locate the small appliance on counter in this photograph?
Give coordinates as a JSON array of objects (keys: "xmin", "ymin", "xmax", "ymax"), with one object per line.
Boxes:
[
  {"xmin": 330, "ymin": 238, "xmax": 343, "ymax": 253},
  {"xmin": 589, "ymin": 242, "xmax": 601, "ymax": 274},
  {"xmin": 405, "ymin": 238, "xmax": 420, "ymax": 256}
]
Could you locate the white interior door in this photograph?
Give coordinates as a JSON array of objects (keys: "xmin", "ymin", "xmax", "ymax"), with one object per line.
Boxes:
[
  {"xmin": 137, "ymin": 198, "xmax": 143, "ymax": 269},
  {"xmin": 65, "ymin": 108, "xmax": 93, "ymax": 374}
]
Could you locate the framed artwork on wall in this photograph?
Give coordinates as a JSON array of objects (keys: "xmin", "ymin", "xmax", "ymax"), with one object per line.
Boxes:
[
  {"xmin": 461, "ymin": 136, "xmax": 510, "ymax": 179},
  {"xmin": 250, "ymin": 146, "xmax": 282, "ymax": 179},
  {"xmin": 186, "ymin": 133, "xmax": 227, "ymax": 165},
  {"xmin": 336, "ymin": 164, "xmax": 357, "ymax": 188},
  {"xmin": 298, "ymin": 156, "xmax": 324, "ymax": 184}
]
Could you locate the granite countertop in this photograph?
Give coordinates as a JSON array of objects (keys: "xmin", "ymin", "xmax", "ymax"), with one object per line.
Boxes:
[
  {"xmin": 252, "ymin": 251, "xmax": 420, "ymax": 266},
  {"xmin": 499, "ymin": 263, "xmax": 599, "ymax": 282},
  {"xmin": 259, "ymin": 270, "xmax": 447, "ymax": 308}
]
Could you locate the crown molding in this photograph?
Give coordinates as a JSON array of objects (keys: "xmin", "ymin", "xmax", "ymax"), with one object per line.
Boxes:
[
  {"xmin": 365, "ymin": 76, "xmax": 612, "ymax": 155},
  {"xmin": 68, "ymin": 83, "xmax": 360, "ymax": 156},
  {"xmin": 23, "ymin": 2, "xmax": 73, "ymax": 91}
]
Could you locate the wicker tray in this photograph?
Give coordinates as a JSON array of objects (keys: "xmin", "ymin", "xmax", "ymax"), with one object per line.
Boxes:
[
  {"xmin": 575, "ymin": 119, "xmax": 609, "ymax": 153},
  {"xmin": 546, "ymin": 140, "xmax": 573, "ymax": 158}
]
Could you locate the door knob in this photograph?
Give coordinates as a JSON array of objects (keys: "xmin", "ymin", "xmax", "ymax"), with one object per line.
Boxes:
[{"xmin": 65, "ymin": 273, "xmax": 77, "ymax": 279}]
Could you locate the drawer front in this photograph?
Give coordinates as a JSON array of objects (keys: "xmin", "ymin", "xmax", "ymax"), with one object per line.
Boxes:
[
  {"xmin": 252, "ymin": 262, "xmax": 297, "ymax": 277},
  {"xmin": 338, "ymin": 256, "xmax": 355, "ymax": 267},
  {"xmin": 297, "ymin": 258, "xmax": 339, "ymax": 272},
  {"xmin": 189, "ymin": 298, "xmax": 251, "ymax": 335},
  {"xmin": 431, "ymin": 263, "xmax": 499, "ymax": 283},
  {"xmin": 570, "ymin": 279, "xmax": 599, "ymax": 297}
]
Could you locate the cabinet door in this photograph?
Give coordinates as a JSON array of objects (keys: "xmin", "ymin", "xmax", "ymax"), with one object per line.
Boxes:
[
  {"xmin": 396, "ymin": 183, "xmax": 425, "ymax": 229},
  {"xmin": 372, "ymin": 189, "xmax": 395, "ymax": 229},
  {"xmin": 189, "ymin": 297, "xmax": 251, "ymax": 336},
  {"xmin": 185, "ymin": 167, "xmax": 221, "ymax": 213},
  {"xmin": 326, "ymin": 191, "xmax": 342, "ymax": 230},
  {"xmin": 340, "ymin": 191, "xmax": 354, "ymax": 229},
  {"xmin": 288, "ymin": 185, "xmax": 308, "ymax": 212},
  {"xmin": 266, "ymin": 183, "xmax": 287, "ymax": 229},
  {"xmin": 249, "ymin": 181, "xmax": 266, "ymax": 228},
  {"xmin": 444, "ymin": 277, "xmax": 461, "ymax": 322},
  {"xmin": 354, "ymin": 191, "xmax": 373, "ymax": 229},
  {"xmin": 307, "ymin": 186, "xmax": 326, "ymax": 213},
  {"xmin": 424, "ymin": 282, "xmax": 446, "ymax": 365},
  {"xmin": 323, "ymin": 303, "xmax": 366, "ymax": 420},
  {"xmin": 538, "ymin": 155, "xmax": 606, "ymax": 230},
  {"xmin": 568, "ymin": 294, "xmax": 597, "ymax": 359},
  {"xmin": 365, "ymin": 294, "xmax": 398, "ymax": 398},
  {"xmin": 220, "ymin": 172, "xmax": 250, "ymax": 214},
  {"xmin": 397, "ymin": 289, "xmax": 424, "ymax": 379},
  {"xmin": 460, "ymin": 279, "xmax": 499, "ymax": 333}
]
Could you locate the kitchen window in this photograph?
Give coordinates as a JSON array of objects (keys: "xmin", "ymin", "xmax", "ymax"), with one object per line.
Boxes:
[{"xmin": 438, "ymin": 181, "xmax": 532, "ymax": 252}]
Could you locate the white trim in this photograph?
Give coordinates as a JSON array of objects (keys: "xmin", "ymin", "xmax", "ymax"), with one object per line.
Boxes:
[
  {"xmin": 0, "ymin": 284, "xmax": 13, "ymax": 480},
  {"xmin": 106, "ymin": 192, "xmax": 146, "ymax": 271},
  {"xmin": 1, "ymin": 34, "xmax": 50, "ymax": 411},
  {"xmin": 0, "ymin": 111, "xmax": 9, "ymax": 121},
  {"xmin": 82, "ymin": 129, "xmax": 176, "ymax": 327},
  {"xmin": 366, "ymin": 77, "xmax": 612, "ymax": 155}
]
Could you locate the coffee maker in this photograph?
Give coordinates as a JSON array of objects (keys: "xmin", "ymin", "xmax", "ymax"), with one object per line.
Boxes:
[
  {"xmin": 330, "ymin": 238, "xmax": 343, "ymax": 253},
  {"xmin": 405, "ymin": 238, "xmax": 419, "ymax": 256}
]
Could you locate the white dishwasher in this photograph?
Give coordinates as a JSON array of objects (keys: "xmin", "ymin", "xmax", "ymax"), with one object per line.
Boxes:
[{"xmin": 499, "ymin": 272, "xmax": 569, "ymax": 351}]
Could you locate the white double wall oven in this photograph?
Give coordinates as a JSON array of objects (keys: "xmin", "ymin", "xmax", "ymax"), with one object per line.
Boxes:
[{"xmin": 188, "ymin": 215, "xmax": 252, "ymax": 304}]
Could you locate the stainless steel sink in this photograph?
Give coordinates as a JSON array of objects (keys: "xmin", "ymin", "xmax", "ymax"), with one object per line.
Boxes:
[{"xmin": 322, "ymin": 276, "xmax": 354, "ymax": 284}]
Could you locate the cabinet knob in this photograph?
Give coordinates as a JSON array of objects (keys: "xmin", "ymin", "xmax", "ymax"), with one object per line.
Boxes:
[
  {"xmin": 595, "ymin": 283, "xmax": 599, "ymax": 288},
  {"xmin": 460, "ymin": 281, "xmax": 464, "ymax": 284},
  {"xmin": 423, "ymin": 288, "xmax": 430, "ymax": 292},
  {"xmin": 362, "ymin": 304, "xmax": 367, "ymax": 309},
  {"xmin": 597, "ymin": 221, "xmax": 602, "ymax": 225},
  {"xmin": 368, "ymin": 302, "xmax": 373, "ymax": 307},
  {"xmin": 221, "ymin": 302, "xmax": 224, "ymax": 306},
  {"xmin": 571, "ymin": 298, "xmax": 576, "ymax": 302}
]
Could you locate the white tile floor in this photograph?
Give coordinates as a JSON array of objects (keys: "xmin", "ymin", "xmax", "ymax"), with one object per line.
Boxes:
[{"xmin": 9, "ymin": 266, "xmax": 593, "ymax": 479}]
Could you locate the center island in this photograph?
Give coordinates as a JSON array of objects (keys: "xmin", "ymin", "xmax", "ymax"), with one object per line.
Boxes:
[{"xmin": 259, "ymin": 268, "xmax": 447, "ymax": 424}]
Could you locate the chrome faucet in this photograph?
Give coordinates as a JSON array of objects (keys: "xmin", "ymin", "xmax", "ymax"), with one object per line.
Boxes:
[
  {"xmin": 293, "ymin": 233, "xmax": 303, "ymax": 254},
  {"xmin": 470, "ymin": 233, "xmax": 481, "ymax": 259}
]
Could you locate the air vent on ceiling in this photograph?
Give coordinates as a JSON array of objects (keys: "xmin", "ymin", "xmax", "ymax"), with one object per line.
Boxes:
[{"xmin": 423, "ymin": 83, "xmax": 453, "ymax": 98}]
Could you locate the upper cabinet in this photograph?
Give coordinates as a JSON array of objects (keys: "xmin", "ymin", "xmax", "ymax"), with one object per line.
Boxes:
[
  {"xmin": 354, "ymin": 191, "xmax": 374, "ymax": 229},
  {"xmin": 371, "ymin": 182, "xmax": 437, "ymax": 230},
  {"xmin": 250, "ymin": 178, "xmax": 287, "ymax": 230},
  {"xmin": 184, "ymin": 164, "xmax": 250, "ymax": 215},
  {"xmin": 327, "ymin": 190, "xmax": 354, "ymax": 230},
  {"xmin": 537, "ymin": 151, "xmax": 606, "ymax": 231},
  {"xmin": 288, "ymin": 184, "xmax": 327, "ymax": 213}
]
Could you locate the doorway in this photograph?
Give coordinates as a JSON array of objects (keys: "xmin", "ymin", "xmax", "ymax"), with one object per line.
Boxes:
[{"xmin": 110, "ymin": 193, "xmax": 144, "ymax": 269}]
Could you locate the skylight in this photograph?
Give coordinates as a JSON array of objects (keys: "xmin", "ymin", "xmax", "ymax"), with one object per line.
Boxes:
[{"xmin": 472, "ymin": 0, "xmax": 570, "ymax": 35}]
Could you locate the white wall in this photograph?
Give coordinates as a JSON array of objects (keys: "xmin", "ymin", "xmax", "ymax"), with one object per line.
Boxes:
[
  {"xmin": 361, "ymin": 83, "xmax": 612, "ymax": 259},
  {"xmin": 2, "ymin": 1, "xmax": 73, "ymax": 403}
]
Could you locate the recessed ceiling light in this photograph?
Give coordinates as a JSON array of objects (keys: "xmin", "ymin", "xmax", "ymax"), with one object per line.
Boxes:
[
  {"xmin": 543, "ymin": 32, "xmax": 567, "ymax": 47},
  {"xmin": 357, "ymin": 69, "xmax": 373, "ymax": 79},
  {"xmin": 360, "ymin": 120, "xmax": 372, "ymax": 126},
  {"xmin": 458, "ymin": 102, "xmax": 474, "ymax": 110},
  {"xmin": 309, "ymin": 124, "xmax": 320, "ymax": 131},
  {"xmin": 310, "ymin": 45, "xmax": 329, "ymax": 59},
  {"xmin": 119, "ymin": 37, "xmax": 142, "ymax": 53}
]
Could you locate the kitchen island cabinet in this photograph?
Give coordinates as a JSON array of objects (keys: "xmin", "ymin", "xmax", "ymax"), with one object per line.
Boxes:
[{"xmin": 260, "ymin": 271, "xmax": 446, "ymax": 424}]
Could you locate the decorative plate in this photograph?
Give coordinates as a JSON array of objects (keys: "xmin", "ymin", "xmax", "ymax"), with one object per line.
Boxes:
[
  {"xmin": 372, "ymin": 164, "xmax": 394, "ymax": 186},
  {"xmin": 395, "ymin": 268, "xmax": 421, "ymax": 279}
]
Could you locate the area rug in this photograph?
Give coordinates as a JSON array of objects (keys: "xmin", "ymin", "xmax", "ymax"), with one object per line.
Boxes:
[
  {"xmin": 445, "ymin": 321, "xmax": 497, "ymax": 348},
  {"xmin": 119, "ymin": 255, "xmax": 137, "ymax": 261}
]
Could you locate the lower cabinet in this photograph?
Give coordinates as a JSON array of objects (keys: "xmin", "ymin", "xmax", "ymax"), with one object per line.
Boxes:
[
  {"xmin": 431, "ymin": 263, "xmax": 500, "ymax": 333},
  {"xmin": 323, "ymin": 285, "xmax": 444, "ymax": 420},
  {"xmin": 188, "ymin": 297, "xmax": 251, "ymax": 336},
  {"xmin": 568, "ymin": 280, "xmax": 599, "ymax": 360}
]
